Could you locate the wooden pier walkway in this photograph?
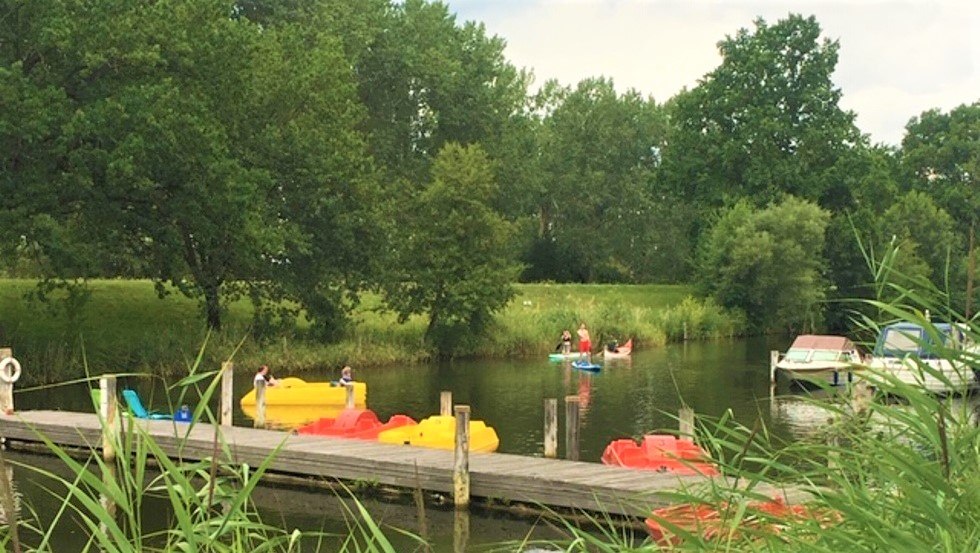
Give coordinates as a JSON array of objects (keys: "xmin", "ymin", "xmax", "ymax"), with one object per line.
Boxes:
[{"xmin": 0, "ymin": 409, "xmax": 769, "ymax": 517}]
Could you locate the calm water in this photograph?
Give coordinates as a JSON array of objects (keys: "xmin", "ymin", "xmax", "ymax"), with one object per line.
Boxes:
[{"xmin": 12, "ymin": 335, "xmax": 843, "ymax": 549}]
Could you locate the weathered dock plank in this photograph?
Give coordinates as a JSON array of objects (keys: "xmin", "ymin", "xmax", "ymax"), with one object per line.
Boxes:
[{"xmin": 0, "ymin": 410, "xmax": 795, "ymax": 516}]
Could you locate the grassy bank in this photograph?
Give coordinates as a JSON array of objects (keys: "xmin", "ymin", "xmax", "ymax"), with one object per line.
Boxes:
[{"xmin": 0, "ymin": 279, "xmax": 744, "ymax": 382}]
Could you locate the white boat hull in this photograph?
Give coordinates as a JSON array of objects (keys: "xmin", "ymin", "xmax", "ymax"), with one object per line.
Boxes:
[
  {"xmin": 775, "ymin": 360, "xmax": 858, "ymax": 386},
  {"xmin": 866, "ymin": 357, "xmax": 976, "ymax": 395}
]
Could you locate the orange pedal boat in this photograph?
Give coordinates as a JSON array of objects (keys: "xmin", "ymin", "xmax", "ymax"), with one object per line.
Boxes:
[
  {"xmin": 645, "ymin": 497, "xmax": 840, "ymax": 545},
  {"xmin": 601, "ymin": 435, "xmax": 719, "ymax": 476},
  {"xmin": 297, "ymin": 409, "xmax": 416, "ymax": 440}
]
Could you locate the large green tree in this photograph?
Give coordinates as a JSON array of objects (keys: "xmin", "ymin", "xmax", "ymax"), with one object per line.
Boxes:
[
  {"xmin": 531, "ymin": 78, "xmax": 670, "ymax": 282},
  {"xmin": 661, "ymin": 14, "xmax": 861, "ymax": 218},
  {"xmin": 382, "ymin": 143, "xmax": 520, "ymax": 354},
  {"xmin": 696, "ymin": 196, "xmax": 830, "ymax": 331},
  {"xmin": 0, "ymin": 0, "xmax": 373, "ymax": 331}
]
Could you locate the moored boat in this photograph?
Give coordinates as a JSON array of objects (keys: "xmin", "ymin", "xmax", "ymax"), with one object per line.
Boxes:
[
  {"xmin": 600, "ymin": 338, "xmax": 633, "ymax": 358},
  {"xmin": 866, "ymin": 322, "xmax": 977, "ymax": 394},
  {"xmin": 377, "ymin": 415, "xmax": 500, "ymax": 452},
  {"xmin": 239, "ymin": 377, "xmax": 367, "ymax": 408},
  {"xmin": 297, "ymin": 409, "xmax": 417, "ymax": 440},
  {"xmin": 601, "ymin": 435, "xmax": 718, "ymax": 476},
  {"xmin": 774, "ymin": 335, "xmax": 862, "ymax": 385}
]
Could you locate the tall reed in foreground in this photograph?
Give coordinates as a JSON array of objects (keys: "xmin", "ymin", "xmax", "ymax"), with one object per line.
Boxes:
[{"xmin": 511, "ymin": 244, "xmax": 980, "ymax": 551}]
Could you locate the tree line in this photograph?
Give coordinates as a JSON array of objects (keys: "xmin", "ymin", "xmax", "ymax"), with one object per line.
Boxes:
[{"xmin": 1, "ymin": 1, "xmax": 977, "ymax": 350}]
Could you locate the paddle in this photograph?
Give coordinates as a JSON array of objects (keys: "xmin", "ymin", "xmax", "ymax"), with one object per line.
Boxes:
[{"xmin": 555, "ymin": 343, "xmax": 563, "ymax": 352}]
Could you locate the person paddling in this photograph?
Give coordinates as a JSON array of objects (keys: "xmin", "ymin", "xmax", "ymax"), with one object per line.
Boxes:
[
  {"xmin": 577, "ymin": 323, "xmax": 592, "ymax": 360},
  {"xmin": 339, "ymin": 365, "xmax": 354, "ymax": 385},
  {"xmin": 559, "ymin": 330, "xmax": 573, "ymax": 354}
]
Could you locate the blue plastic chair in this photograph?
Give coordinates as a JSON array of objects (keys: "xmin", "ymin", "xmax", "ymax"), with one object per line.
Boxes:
[{"xmin": 122, "ymin": 389, "xmax": 172, "ymax": 420}]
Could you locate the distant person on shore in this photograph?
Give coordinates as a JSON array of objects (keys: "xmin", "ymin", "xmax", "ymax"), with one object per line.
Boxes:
[
  {"xmin": 560, "ymin": 330, "xmax": 573, "ymax": 354},
  {"xmin": 338, "ymin": 365, "xmax": 354, "ymax": 385},
  {"xmin": 254, "ymin": 365, "xmax": 277, "ymax": 387},
  {"xmin": 577, "ymin": 323, "xmax": 592, "ymax": 360}
]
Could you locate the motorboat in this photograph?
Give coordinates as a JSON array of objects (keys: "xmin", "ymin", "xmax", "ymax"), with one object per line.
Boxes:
[
  {"xmin": 774, "ymin": 335, "xmax": 863, "ymax": 385},
  {"xmin": 377, "ymin": 415, "xmax": 500, "ymax": 452},
  {"xmin": 297, "ymin": 409, "xmax": 416, "ymax": 440},
  {"xmin": 866, "ymin": 322, "xmax": 977, "ymax": 394},
  {"xmin": 601, "ymin": 435, "xmax": 718, "ymax": 476},
  {"xmin": 240, "ymin": 377, "xmax": 367, "ymax": 408},
  {"xmin": 600, "ymin": 338, "xmax": 633, "ymax": 358}
]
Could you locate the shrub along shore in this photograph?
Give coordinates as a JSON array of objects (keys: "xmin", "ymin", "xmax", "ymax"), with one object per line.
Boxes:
[{"xmin": 0, "ymin": 279, "xmax": 746, "ymax": 383}]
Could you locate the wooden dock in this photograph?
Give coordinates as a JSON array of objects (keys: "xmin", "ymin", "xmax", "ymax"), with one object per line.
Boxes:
[{"xmin": 0, "ymin": 409, "xmax": 770, "ymax": 517}]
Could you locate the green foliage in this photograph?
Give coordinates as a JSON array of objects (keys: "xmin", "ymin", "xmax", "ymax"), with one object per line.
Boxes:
[
  {"xmin": 658, "ymin": 296, "xmax": 746, "ymax": 340},
  {"xmin": 661, "ymin": 14, "xmax": 861, "ymax": 216},
  {"xmin": 696, "ymin": 197, "xmax": 831, "ymax": 332},
  {"xmin": 531, "ymin": 77, "xmax": 670, "ymax": 282},
  {"xmin": 877, "ymin": 191, "xmax": 960, "ymax": 286},
  {"xmin": 381, "ymin": 144, "xmax": 521, "ymax": 354}
]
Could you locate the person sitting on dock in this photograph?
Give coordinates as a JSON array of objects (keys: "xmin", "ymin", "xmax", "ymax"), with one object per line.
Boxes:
[
  {"xmin": 254, "ymin": 365, "xmax": 278, "ymax": 387},
  {"xmin": 339, "ymin": 365, "xmax": 354, "ymax": 385}
]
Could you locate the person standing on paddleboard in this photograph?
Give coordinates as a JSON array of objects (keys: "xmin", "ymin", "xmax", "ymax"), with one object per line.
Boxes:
[{"xmin": 577, "ymin": 323, "xmax": 592, "ymax": 360}]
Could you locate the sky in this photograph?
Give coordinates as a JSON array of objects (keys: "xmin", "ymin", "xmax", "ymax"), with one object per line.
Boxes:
[{"xmin": 444, "ymin": 0, "xmax": 979, "ymax": 146}]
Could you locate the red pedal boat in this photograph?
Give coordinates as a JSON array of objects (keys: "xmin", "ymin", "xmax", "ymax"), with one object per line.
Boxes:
[
  {"xmin": 645, "ymin": 497, "xmax": 840, "ymax": 545},
  {"xmin": 601, "ymin": 435, "xmax": 719, "ymax": 476},
  {"xmin": 297, "ymin": 409, "xmax": 416, "ymax": 440}
]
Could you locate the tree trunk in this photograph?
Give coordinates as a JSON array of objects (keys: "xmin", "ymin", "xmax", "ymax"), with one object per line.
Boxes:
[{"xmin": 204, "ymin": 282, "xmax": 222, "ymax": 330}]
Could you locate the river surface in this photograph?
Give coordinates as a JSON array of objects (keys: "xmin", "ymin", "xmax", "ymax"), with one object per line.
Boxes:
[{"xmin": 9, "ymin": 336, "xmax": 870, "ymax": 549}]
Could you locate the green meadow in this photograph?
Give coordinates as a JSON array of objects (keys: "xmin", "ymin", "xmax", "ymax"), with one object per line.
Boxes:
[{"xmin": 0, "ymin": 279, "xmax": 742, "ymax": 382}]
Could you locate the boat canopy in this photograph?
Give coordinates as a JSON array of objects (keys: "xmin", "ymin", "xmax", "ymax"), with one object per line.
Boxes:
[{"xmin": 788, "ymin": 335, "xmax": 855, "ymax": 351}]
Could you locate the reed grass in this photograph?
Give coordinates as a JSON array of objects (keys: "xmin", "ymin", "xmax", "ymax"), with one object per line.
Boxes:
[{"xmin": 0, "ymin": 279, "xmax": 739, "ymax": 383}]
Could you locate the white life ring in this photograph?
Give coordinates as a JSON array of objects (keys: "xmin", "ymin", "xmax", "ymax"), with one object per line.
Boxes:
[{"xmin": 0, "ymin": 357, "xmax": 22, "ymax": 384}]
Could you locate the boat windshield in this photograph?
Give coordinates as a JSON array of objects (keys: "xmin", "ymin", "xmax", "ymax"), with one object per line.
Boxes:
[
  {"xmin": 880, "ymin": 328, "xmax": 921, "ymax": 354},
  {"xmin": 811, "ymin": 350, "xmax": 843, "ymax": 362},
  {"xmin": 784, "ymin": 349, "xmax": 810, "ymax": 361}
]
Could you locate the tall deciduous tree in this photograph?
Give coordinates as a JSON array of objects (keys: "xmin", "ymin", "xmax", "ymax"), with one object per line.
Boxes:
[
  {"xmin": 696, "ymin": 196, "xmax": 830, "ymax": 331},
  {"xmin": 661, "ymin": 14, "xmax": 860, "ymax": 219},
  {"xmin": 382, "ymin": 143, "xmax": 520, "ymax": 354},
  {"xmin": 532, "ymin": 78, "xmax": 669, "ymax": 282}
]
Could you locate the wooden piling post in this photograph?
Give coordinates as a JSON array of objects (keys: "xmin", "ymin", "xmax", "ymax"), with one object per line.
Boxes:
[
  {"xmin": 453, "ymin": 508, "xmax": 470, "ymax": 553},
  {"xmin": 345, "ymin": 384, "xmax": 356, "ymax": 409},
  {"xmin": 564, "ymin": 395, "xmax": 580, "ymax": 461},
  {"xmin": 98, "ymin": 375, "xmax": 118, "ymax": 536},
  {"xmin": 440, "ymin": 391, "xmax": 453, "ymax": 416},
  {"xmin": 678, "ymin": 406, "xmax": 695, "ymax": 437},
  {"xmin": 453, "ymin": 405, "xmax": 470, "ymax": 508},
  {"xmin": 220, "ymin": 361, "xmax": 234, "ymax": 426},
  {"xmin": 99, "ymin": 375, "xmax": 118, "ymax": 461},
  {"xmin": 769, "ymin": 350, "xmax": 779, "ymax": 384},
  {"xmin": 683, "ymin": 322, "xmax": 688, "ymax": 341},
  {"xmin": 254, "ymin": 379, "xmax": 266, "ymax": 429},
  {"xmin": 543, "ymin": 398, "xmax": 558, "ymax": 458},
  {"xmin": 0, "ymin": 348, "xmax": 13, "ymax": 415}
]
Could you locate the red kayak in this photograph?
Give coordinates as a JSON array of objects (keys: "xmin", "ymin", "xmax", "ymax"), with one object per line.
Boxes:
[
  {"xmin": 601, "ymin": 435, "xmax": 719, "ymax": 476},
  {"xmin": 297, "ymin": 409, "xmax": 416, "ymax": 440},
  {"xmin": 645, "ymin": 497, "xmax": 839, "ymax": 545}
]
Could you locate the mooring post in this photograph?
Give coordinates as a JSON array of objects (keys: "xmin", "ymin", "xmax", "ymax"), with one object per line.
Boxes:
[
  {"xmin": 679, "ymin": 406, "xmax": 695, "ymax": 437},
  {"xmin": 440, "ymin": 390, "xmax": 453, "ymax": 416},
  {"xmin": 345, "ymin": 384, "xmax": 355, "ymax": 410},
  {"xmin": 254, "ymin": 379, "xmax": 266, "ymax": 429},
  {"xmin": 683, "ymin": 322, "xmax": 688, "ymax": 341},
  {"xmin": 99, "ymin": 375, "xmax": 118, "ymax": 461},
  {"xmin": 850, "ymin": 379, "xmax": 872, "ymax": 415},
  {"xmin": 98, "ymin": 375, "xmax": 118, "ymax": 535},
  {"xmin": 543, "ymin": 398, "xmax": 558, "ymax": 458},
  {"xmin": 220, "ymin": 361, "xmax": 234, "ymax": 426},
  {"xmin": 453, "ymin": 405, "xmax": 471, "ymax": 508},
  {"xmin": 564, "ymin": 395, "xmax": 580, "ymax": 461},
  {"xmin": 827, "ymin": 418, "xmax": 839, "ymax": 470},
  {"xmin": 0, "ymin": 348, "xmax": 14, "ymax": 415},
  {"xmin": 453, "ymin": 507, "xmax": 470, "ymax": 553},
  {"xmin": 769, "ymin": 350, "xmax": 779, "ymax": 384}
]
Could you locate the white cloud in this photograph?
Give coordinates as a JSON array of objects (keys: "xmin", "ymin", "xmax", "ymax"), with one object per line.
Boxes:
[{"xmin": 447, "ymin": 0, "xmax": 980, "ymax": 146}]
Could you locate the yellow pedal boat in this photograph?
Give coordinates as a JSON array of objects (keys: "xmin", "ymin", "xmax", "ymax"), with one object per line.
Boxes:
[
  {"xmin": 377, "ymin": 415, "xmax": 499, "ymax": 453},
  {"xmin": 240, "ymin": 377, "xmax": 367, "ymax": 409}
]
